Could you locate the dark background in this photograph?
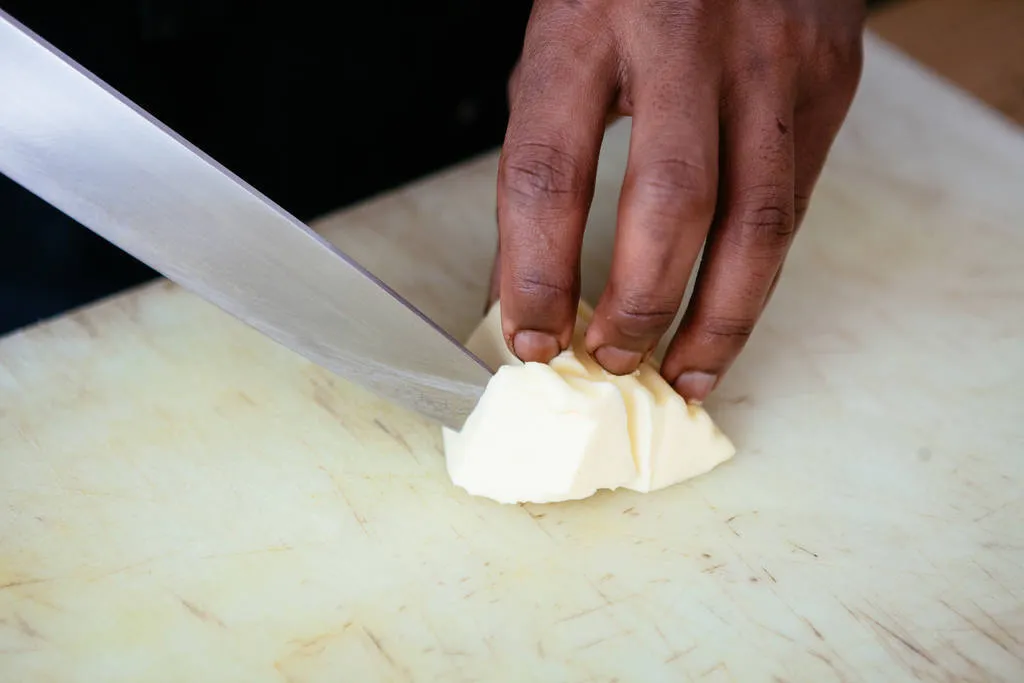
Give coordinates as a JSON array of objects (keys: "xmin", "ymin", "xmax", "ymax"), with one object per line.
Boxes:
[
  {"xmin": 0, "ymin": 0, "xmax": 532, "ymax": 334},
  {"xmin": 0, "ymin": 0, "xmax": 890, "ymax": 335}
]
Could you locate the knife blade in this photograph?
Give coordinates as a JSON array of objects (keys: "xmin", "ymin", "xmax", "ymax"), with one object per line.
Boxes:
[{"xmin": 0, "ymin": 11, "xmax": 492, "ymax": 430}]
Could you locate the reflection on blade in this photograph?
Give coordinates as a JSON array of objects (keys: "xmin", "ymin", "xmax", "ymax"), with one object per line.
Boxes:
[{"xmin": 0, "ymin": 11, "xmax": 492, "ymax": 429}]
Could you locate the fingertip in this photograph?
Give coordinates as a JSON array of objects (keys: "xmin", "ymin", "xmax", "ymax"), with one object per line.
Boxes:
[
  {"xmin": 499, "ymin": 273, "xmax": 578, "ymax": 364},
  {"xmin": 671, "ymin": 371, "xmax": 718, "ymax": 402},
  {"xmin": 593, "ymin": 345, "xmax": 644, "ymax": 375},
  {"xmin": 584, "ymin": 295, "xmax": 679, "ymax": 376},
  {"xmin": 511, "ymin": 330, "xmax": 563, "ymax": 364}
]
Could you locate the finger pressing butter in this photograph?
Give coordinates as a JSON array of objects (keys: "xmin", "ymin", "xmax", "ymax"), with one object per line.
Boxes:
[{"xmin": 442, "ymin": 301, "xmax": 736, "ymax": 504}]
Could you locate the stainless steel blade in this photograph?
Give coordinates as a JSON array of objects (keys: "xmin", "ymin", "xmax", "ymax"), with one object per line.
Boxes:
[{"xmin": 0, "ymin": 11, "xmax": 491, "ymax": 429}]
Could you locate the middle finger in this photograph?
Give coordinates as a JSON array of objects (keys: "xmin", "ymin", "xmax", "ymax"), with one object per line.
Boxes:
[{"xmin": 585, "ymin": 32, "xmax": 722, "ymax": 375}]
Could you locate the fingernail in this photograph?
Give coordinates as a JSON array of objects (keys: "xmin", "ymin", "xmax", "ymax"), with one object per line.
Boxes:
[
  {"xmin": 673, "ymin": 371, "xmax": 718, "ymax": 401},
  {"xmin": 512, "ymin": 330, "xmax": 561, "ymax": 363},
  {"xmin": 594, "ymin": 346, "xmax": 643, "ymax": 375}
]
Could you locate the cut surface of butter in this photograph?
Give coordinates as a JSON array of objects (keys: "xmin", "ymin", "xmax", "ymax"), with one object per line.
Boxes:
[{"xmin": 442, "ymin": 301, "xmax": 736, "ymax": 504}]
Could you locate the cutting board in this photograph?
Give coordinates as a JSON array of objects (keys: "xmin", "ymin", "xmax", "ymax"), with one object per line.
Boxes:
[{"xmin": 2, "ymin": 35, "xmax": 1023, "ymax": 682}]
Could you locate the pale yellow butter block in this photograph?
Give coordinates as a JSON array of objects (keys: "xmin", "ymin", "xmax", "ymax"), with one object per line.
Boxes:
[
  {"xmin": 442, "ymin": 362, "xmax": 636, "ymax": 504},
  {"xmin": 442, "ymin": 301, "xmax": 736, "ymax": 504}
]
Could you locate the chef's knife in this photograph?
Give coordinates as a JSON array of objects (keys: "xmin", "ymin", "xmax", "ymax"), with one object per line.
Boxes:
[{"xmin": 0, "ymin": 11, "xmax": 492, "ymax": 430}]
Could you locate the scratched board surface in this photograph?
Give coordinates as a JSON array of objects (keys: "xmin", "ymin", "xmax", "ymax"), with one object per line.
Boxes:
[{"xmin": 2, "ymin": 35, "xmax": 1023, "ymax": 682}]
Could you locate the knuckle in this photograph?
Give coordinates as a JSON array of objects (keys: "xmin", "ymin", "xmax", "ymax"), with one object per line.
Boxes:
[
  {"xmin": 651, "ymin": 0, "xmax": 710, "ymax": 41},
  {"xmin": 728, "ymin": 187, "xmax": 795, "ymax": 254},
  {"xmin": 698, "ymin": 315, "xmax": 757, "ymax": 344},
  {"xmin": 779, "ymin": 7, "xmax": 863, "ymax": 87},
  {"xmin": 743, "ymin": 203, "xmax": 795, "ymax": 240},
  {"xmin": 631, "ymin": 158, "xmax": 716, "ymax": 220},
  {"xmin": 747, "ymin": 8, "xmax": 864, "ymax": 85},
  {"xmin": 501, "ymin": 141, "xmax": 587, "ymax": 208},
  {"xmin": 609, "ymin": 294, "xmax": 680, "ymax": 339},
  {"xmin": 763, "ymin": 20, "xmax": 803, "ymax": 64},
  {"xmin": 508, "ymin": 268, "xmax": 575, "ymax": 303},
  {"xmin": 745, "ymin": 4, "xmax": 804, "ymax": 66},
  {"xmin": 811, "ymin": 31, "xmax": 864, "ymax": 86}
]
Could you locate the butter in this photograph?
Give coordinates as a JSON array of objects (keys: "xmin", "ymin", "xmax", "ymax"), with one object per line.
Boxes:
[{"xmin": 442, "ymin": 301, "xmax": 736, "ymax": 504}]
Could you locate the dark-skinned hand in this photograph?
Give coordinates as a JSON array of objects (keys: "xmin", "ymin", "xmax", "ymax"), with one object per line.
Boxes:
[{"xmin": 491, "ymin": 0, "xmax": 866, "ymax": 401}]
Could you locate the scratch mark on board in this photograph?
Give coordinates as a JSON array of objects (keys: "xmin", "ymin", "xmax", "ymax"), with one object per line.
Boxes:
[
  {"xmin": 789, "ymin": 541, "xmax": 819, "ymax": 558},
  {"xmin": 274, "ymin": 661, "xmax": 302, "ymax": 683},
  {"xmin": 724, "ymin": 516, "xmax": 742, "ymax": 538},
  {"xmin": 236, "ymin": 392, "xmax": 257, "ymax": 407},
  {"xmin": 972, "ymin": 499, "xmax": 1015, "ymax": 523},
  {"xmin": 808, "ymin": 650, "xmax": 850, "ymax": 683},
  {"xmin": 941, "ymin": 600, "xmax": 1024, "ymax": 661},
  {"xmin": 946, "ymin": 641, "xmax": 987, "ymax": 676},
  {"xmin": 319, "ymin": 465, "xmax": 369, "ymax": 536},
  {"xmin": 15, "ymin": 614, "xmax": 46, "ymax": 641},
  {"xmin": 971, "ymin": 600, "xmax": 1023, "ymax": 648},
  {"xmin": 365, "ymin": 627, "xmax": 403, "ymax": 673},
  {"xmin": 288, "ymin": 627, "xmax": 346, "ymax": 658},
  {"xmin": 653, "ymin": 622, "xmax": 698, "ymax": 666},
  {"xmin": 862, "ymin": 612, "xmax": 936, "ymax": 664},
  {"xmin": 801, "ymin": 615, "xmax": 825, "ymax": 640},
  {"xmin": 653, "ymin": 623, "xmax": 672, "ymax": 649},
  {"xmin": 579, "ymin": 634, "xmax": 616, "ymax": 650},
  {"xmin": 309, "ymin": 376, "xmax": 356, "ymax": 432},
  {"xmin": 748, "ymin": 618, "xmax": 795, "ymax": 643},
  {"xmin": 701, "ymin": 602, "xmax": 731, "ymax": 627},
  {"xmin": 0, "ymin": 578, "xmax": 49, "ymax": 591},
  {"xmin": 557, "ymin": 602, "xmax": 610, "ymax": 626},
  {"xmin": 973, "ymin": 562, "xmax": 1015, "ymax": 598},
  {"xmin": 179, "ymin": 597, "xmax": 227, "ymax": 628},
  {"xmin": 665, "ymin": 644, "xmax": 697, "ymax": 663},
  {"xmin": 521, "ymin": 504, "xmax": 554, "ymax": 539},
  {"xmin": 699, "ymin": 662, "xmax": 731, "ymax": 679},
  {"xmin": 18, "ymin": 592, "xmax": 62, "ymax": 612},
  {"xmin": 373, "ymin": 418, "xmax": 416, "ymax": 459},
  {"xmin": 290, "ymin": 635, "xmax": 329, "ymax": 656}
]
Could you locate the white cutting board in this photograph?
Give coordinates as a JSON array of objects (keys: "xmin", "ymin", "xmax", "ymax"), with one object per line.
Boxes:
[{"xmin": 1, "ymin": 35, "xmax": 1023, "ymax": 682}]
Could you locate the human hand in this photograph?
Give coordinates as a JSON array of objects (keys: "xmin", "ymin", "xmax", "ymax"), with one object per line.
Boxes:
[{"xmin": 493, "ymin": 0, "xmax": 865, "ymax": 400}]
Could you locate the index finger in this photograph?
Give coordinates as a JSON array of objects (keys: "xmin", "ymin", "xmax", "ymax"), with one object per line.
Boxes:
[
  {"xmin": 497, "ymin": 3, "xmax": 616, "ymax": 363},
  {"xmin": 583, "ymin": 44, "xmax": 721, "ymax": 375}
]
